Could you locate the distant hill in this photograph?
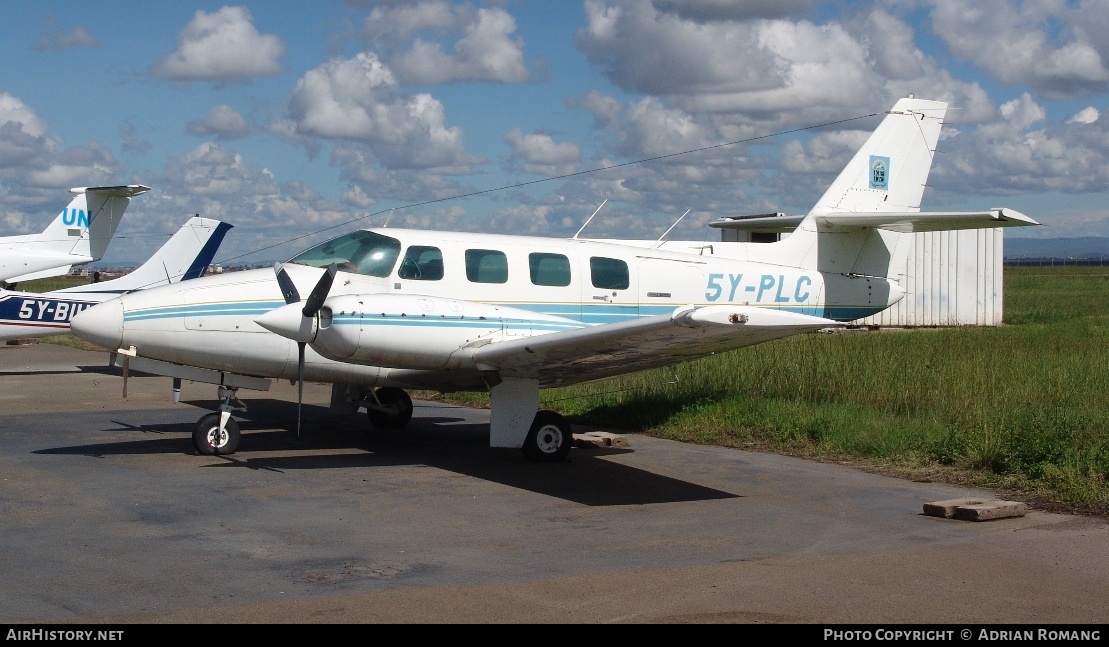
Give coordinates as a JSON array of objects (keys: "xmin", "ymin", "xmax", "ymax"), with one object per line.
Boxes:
[{"xmin": 1005, "ymin": 237, "xmax": 1109, "ymax": 259}]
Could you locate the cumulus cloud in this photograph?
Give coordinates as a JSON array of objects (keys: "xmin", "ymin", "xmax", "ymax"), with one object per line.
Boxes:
[
  {"xmin": 363, "ymin": 1, "xmax": 529, "ymax": 84},
  {"xmin": 0, "ymin": 93, "xmax": 120, "ymax": 190},
  {"xmin": 187, "ymin": 104, "xmax": 252, "ymax": 140},
  {"xmin": 150, "ymin": 6, "xmax": 285, "ymax": 82},
  {"xmin": 135, "ymin": 142, "xmax": 367, "ymax": 263},
  {"xmin": 1068, "ymin": 106, "xmax": 1100, "ymax": 125},
  {"xmin": 0, "ymin": 93, "xmax": 51, "ymax": 140},
  {"xmin": 929, "ymin": 0, "xmax": 1109, "ymax": 97},
  {"xmin": 503, "ymin": 129, "xmax": 581, "ymax": 176},
  {"xmin": 34, "ymin": 26, "xmax": 99, "ymax": 51},
  {"xmin": 283, "ymin": 52, "xmax": 481, "ymax": 172},
  {"xmin": 0, "ymin": 94, "xmax": 128, "ymax": 234},
  {"xmin": 575, "ymin": 1, "xmax": 993, "ymax": 126},
  {"xmin": 332, "ymin": 145, "xmax": 475, "ymax": 204},
  {"xmin": 930, "ymin": 93, "xmax": 1109, "ymax": 198}
]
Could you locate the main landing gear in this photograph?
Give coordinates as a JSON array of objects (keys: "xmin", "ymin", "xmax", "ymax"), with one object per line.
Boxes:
[
  {"xmin": 523, "ymin": 410, "xmax": 573, "ymax": 463},
  {"xmin": 365, "ymin": 387, "xmax": 414, "ymax": 430},
  {"xmin": 189, "ymin": 381, "xmax": 572, "ymax": 463}
]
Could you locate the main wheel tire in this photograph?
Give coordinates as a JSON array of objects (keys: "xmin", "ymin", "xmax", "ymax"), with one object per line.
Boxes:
[
  {"xmin": 366, "ymin": 387, "xmax": 413, "ymax": 430},
  {"xmin": 522, "ymin": 410, "xmax": 572, "ymax": 463},
  {"xmin": 193, "ymin": 413, "xmax": 241, "ymax": 456}
]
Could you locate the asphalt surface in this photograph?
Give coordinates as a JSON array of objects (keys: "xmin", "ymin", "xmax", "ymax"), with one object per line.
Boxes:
[{"xmin": 0, "ymin": 342, "xmax": 1106, "ymax": 625}]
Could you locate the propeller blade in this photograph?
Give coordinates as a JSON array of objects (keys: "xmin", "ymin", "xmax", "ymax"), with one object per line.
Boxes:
[
  {"xmin": 296, "ymin": 341, "xmax": 305, "ymax": 437},
  {"xmin": 274, "ymin": 262, "xmax": 300, "ymax": 305},
  {"xmin": 302, "ymin": 263, "xmax": 337, "ymax": 318}
]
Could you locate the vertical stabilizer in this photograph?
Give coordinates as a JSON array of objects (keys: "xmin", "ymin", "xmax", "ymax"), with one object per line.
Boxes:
[
  {"xmin": 808, "ymin": 97, "xmax": 947, "ymax": 216},
  {"xmin": 758, "ymin": 97, "xmax": 948, "ymax": 278},
  {"xmin": 35, "ymin": 191, "xmax": 92, "ymax": 257},
  {"xmin": 82, "ymin": 185, "xmax": 152, "ymax": 260},
  {"xmin": 2, "ymin": 185, "xmax": 152, "ymax": 283},
  {"xmin": 56, "ymin": 216, "xmax": 233, "ymax": 295}
]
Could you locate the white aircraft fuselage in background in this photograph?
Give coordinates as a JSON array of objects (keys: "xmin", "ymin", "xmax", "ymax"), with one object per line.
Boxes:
[
  {"xmin": 0, "ymin": 215, "xmax": 231, "ymax": 342},
  {"xmin": 70, "ymin": 97, "xmax": 1040, "ymax": 462}
]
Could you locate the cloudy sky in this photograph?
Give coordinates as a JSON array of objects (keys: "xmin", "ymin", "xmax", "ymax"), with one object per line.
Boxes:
[{"xmin": 1, "ymin": 0, "xmax": 1106, "ymax": 266}]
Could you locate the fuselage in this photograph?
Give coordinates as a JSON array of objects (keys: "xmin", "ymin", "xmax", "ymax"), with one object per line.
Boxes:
[
  {"xmin": 0, "ymin": 290, "xmax": 102, "ymax": 341},
  {"xmin": 71, "ymin": 228, "xmax": 903, "ymax": 390}
]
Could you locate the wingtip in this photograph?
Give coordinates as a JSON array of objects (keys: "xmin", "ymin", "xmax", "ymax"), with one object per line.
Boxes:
[{"xmin": 996, "ymin": 208, "xmax": 1041, "ymax": 226}]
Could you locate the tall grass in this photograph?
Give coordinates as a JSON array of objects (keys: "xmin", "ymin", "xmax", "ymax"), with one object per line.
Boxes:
[{"xmin": 532, "ymin": 266, "xmax": 1109, "ymax": 507}]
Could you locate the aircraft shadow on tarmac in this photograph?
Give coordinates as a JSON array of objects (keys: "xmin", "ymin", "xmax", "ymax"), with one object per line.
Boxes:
[
  {"xmin": 0, "ymin": 364, "xmax": 166, "ymax": 378},
  {"xmin": 33, "ymin": 399, "xmax": 738, "ymax": 507}
]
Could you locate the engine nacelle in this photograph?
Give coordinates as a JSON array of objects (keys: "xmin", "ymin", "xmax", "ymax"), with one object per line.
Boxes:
[{"xmin": 312, "ymin": 293, "xmax": 576, "ymax": 370}]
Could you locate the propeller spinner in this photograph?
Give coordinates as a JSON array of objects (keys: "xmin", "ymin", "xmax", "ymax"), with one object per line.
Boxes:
[{"xmin": 256, "ymin": 262, "xmax": 338, "ymax": 436}]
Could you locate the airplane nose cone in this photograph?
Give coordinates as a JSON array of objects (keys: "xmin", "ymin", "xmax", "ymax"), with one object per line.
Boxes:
[
  {"xmin": 71, "ymin": 299, "xmax": 124, "ymax": 350},
  {"xmin": 254, "ymin": 303, "xmax": 317, "ymax": 343}
]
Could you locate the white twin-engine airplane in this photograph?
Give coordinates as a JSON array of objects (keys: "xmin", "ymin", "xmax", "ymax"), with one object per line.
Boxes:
[
  {"xmin": 0, "ymin": 185, "xmax": 151, "ymax": 284},
  {"xmin": 0, "ymin": 214, "xmax": 232, "ymax": 343},
  {"xmin": 70, "ymin": 97, "xmax": 1039, "ymax": 462}
]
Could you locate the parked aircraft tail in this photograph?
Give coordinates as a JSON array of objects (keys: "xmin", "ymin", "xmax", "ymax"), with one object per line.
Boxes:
[
  {"xmin": 713, "ymin": 97, "xmax": 1038, "ymax": 282},
  {"xmin": 53, "ymin": 215, "xmax": 233, "ymax": 296},
  {"xmin": 1, "ymin": 185, "xmax": 151, "ymax": 283}
]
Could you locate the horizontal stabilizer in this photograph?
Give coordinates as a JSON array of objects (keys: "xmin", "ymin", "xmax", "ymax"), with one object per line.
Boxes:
[
  {"xmin": 72, "ymin": 185, "xmax": 152, "ymax": 198},
  {"xmin": 710, "ymin": 209, "xmax": 1039, "ymax": 234},
  {"xmin": 6, "ymin": 265, "xmax": 73, "ymax": 283},
  {"xmin": 812, "ymin": 209, "xmax": 1040, "ymax": 232}
]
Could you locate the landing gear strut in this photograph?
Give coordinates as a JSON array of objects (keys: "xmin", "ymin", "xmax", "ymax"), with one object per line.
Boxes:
[{"xmin": 193, "ymin": 386, "xmax": 245, "ymax": 455}]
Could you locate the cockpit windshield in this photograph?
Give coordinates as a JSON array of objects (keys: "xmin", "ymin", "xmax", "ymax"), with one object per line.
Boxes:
[{"xmin": 286, "ymin": 230, "xmax": 401, "ymax": 277}]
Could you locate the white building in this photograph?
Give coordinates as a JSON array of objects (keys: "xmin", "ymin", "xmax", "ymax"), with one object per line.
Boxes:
[{"xmin": 716, "ymin": 217, "xmax": 1005, "ymax": 327}]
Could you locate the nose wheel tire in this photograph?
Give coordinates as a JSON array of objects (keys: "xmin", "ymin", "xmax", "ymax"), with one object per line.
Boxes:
[
  {"xmin": 522, "ymin": 410, "xmax": 572, "ymax": 463},
  {"xmin": 193, "ymin": 413, "xmax": 241, "ymax": 456},
  {"xmin": 366, "ymin": 387, "xmax": 414, "ymax": 430}
]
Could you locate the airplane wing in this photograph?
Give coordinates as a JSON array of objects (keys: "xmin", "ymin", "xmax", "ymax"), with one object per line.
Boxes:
[{"xmin": 471, "ymin": 305, "xmax": 840, "ymax": 386}]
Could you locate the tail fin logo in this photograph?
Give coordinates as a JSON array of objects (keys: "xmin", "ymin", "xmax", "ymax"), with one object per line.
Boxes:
[
  {"xmin": 869, "ymin": 156, "xmax": 889, "ymax": 190},
  {"xmin": 61, "ymin": 208, "xmax": 90, "ymax": 228}
]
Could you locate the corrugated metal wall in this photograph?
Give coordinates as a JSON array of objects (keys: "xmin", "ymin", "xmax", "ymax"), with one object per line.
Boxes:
[{"xmin": 855, "ymin": 228, "xmax": 1003, "ymax": 327}]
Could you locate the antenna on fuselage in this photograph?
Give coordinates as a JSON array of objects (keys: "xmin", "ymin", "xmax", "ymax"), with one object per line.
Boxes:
[
  {"xmin": 654, "ymin": 208, "xmax": 691, "ymax": 248},
  {"xmin": 572, "ymin": 199, "xmax": 607, "ymax": 239},
  {"xmin": 382, "ymin": 208, "xmax": 396, "ymax": 228}
]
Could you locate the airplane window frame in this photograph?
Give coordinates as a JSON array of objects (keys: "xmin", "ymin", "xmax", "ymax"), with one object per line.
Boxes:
[
  {"xmin": 398, "ymin": 245, "xmax": 444, "ymax": 281},
  {"xmin": 465, "ymin": 249, "xmax": 509, "ymax": 284},
  {"xmin": 529, "ymin": 253, "xmax": 571, "ymax": 287},
  {"xmin": 589, "ymin": 256, "xmax": 629, "ymax": 290}
]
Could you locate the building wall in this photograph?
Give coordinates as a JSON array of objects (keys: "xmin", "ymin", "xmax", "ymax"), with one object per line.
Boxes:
[
  {"xmin": 855, "ymin": 228, "xmax": 1004, "ymax": 327},
  {"xmin": 720, "ymin": 226, "xmax": 1005, "ymax": 327}
]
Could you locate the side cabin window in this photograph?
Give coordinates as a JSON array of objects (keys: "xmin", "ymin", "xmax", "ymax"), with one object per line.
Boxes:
[
  {"xmin": 465, "ymin": 249, "xmax": 508, "ymax": 284},
  {"xmin": 398, "ymin": 245, "xmax": 444, "ymax": 281},
  {"xmin": 287, "ymin": 230, "xmax": 401, "ymax": 278},
  {"xmin": 590, "ymin": 256, "xmax": 629, "ymax": 290},
  {"xmin": 529, "ymin": 253, "xmax": 571, "ymax": 287}
]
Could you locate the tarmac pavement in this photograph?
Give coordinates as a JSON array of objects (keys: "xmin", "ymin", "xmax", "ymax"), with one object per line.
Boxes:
[{"xmin": 0, "ymin": 342, "xmax": 1106, "ymax": 625}]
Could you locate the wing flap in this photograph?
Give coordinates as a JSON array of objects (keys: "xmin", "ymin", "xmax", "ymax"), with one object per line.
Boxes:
[{"xmin": 472, "ymin": 305, "xmax": 840, "ymax": 386}]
